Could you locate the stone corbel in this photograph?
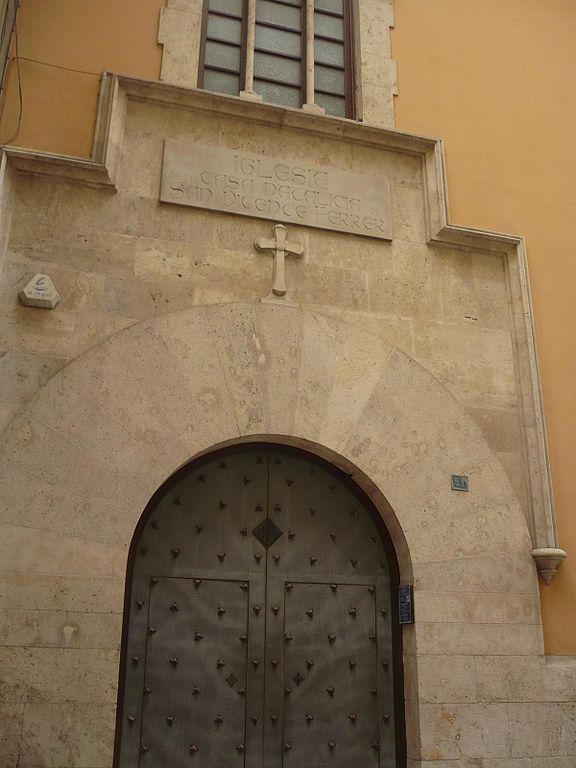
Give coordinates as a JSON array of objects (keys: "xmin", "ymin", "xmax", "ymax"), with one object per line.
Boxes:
[{"xmin": 532, "ymin": 548, "xmax": 567, "ymax": 585}]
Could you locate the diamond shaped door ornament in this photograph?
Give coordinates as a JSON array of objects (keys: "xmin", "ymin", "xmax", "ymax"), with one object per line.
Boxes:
[
  {"xmin": 252, "ymin": 518, "xmax": 283, "ymax": 548},
  {"xmin": 18, "ymin": 274, "xmax": 60, "ymax": 309},
  {"xmin": 292, "ymin": 671, "xmax": 304, "ymax": 687}
]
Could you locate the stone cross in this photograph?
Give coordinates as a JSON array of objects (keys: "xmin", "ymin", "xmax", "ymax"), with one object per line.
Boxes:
[{"xmin": 255, "ymin": 223, "xmax": 303, "ymax": 303}]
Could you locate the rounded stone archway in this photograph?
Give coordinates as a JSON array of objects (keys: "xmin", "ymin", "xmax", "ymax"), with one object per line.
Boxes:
[
  {"xmin": 0, "ymin": 302, "xmax": 541, "ymax": 766},
  {"xmin": 115, "ymin": 442, "xmax": 406, "ymax": 767}
]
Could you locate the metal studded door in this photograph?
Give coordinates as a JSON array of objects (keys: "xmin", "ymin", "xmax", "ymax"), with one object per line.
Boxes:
[{"xmin": 115, "ymin": 446, "xmax": 401, "ymax": 768}]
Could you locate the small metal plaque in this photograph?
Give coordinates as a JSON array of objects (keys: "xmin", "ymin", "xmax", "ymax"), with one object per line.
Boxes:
[
  {"xmin": 450, "ymin": 474, "xmax": 469, "ymax": 492},
  {"xmin": 398, "ymin": 584, "xmax": 414, "ymax": 625}
]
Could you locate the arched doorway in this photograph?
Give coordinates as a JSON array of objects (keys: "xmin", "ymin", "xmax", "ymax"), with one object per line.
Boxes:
[{"xmin": 114, "ymin": 443, "xmax": 405, "ymax": 767}]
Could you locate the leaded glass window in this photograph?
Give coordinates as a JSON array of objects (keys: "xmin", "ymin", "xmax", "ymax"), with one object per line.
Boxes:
[{"xmin": 199, "ymin": 0, "xmax": 354, "ymax": 117}]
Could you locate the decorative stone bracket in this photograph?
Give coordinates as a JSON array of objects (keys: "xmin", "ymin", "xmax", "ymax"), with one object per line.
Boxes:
[{"xmin": 532, "ymin": 548, "xmax": 567, "ymax": 585}]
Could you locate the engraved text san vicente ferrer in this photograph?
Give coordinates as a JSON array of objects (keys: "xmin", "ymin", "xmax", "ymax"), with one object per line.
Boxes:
[{"xmin": 160, "ymin": 140, "xmax": 392, "ymax": 240}]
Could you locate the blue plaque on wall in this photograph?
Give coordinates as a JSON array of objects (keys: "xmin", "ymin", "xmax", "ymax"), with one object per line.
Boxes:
[
  {"xmin": 451, "ymin": 474, "xmax": 469, "ymax": 492},
  {"xmin": 398, "ymin": 584, "xmax": 414, "ymax": 624}
]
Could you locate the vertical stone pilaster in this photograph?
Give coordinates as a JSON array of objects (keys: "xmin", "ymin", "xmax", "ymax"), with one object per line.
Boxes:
[
  {"xmin": 356, "ymin": 0, "xmax": 398, "ymax": 128},
  {"xmin": 158, "ymin": 0, "xmax": 204, "ymax": 89}
]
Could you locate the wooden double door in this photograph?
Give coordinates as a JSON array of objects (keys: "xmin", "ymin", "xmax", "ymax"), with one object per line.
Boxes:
[{"xmin": 115, "ymin": 446, "xmax": 399, "ymax": 767}]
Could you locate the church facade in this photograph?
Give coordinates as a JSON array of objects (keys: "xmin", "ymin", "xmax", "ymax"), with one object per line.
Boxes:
[{"xmin": 0, "ymin": 1, "xmax": 575, "ymax": 766}]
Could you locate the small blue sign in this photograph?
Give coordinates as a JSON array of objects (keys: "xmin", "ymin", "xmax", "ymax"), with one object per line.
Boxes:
[
  {"xmin": 451, "ymin": 474, "xmax": 469, "ymax": 492},
  {"xmin": 398, "ymin": 584, "xmax": 414, "ymax": 624}
]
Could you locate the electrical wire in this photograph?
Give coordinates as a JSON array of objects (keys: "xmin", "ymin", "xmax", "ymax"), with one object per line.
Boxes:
[
  {"xmin": 0, "ymin": 0, "xmax": 17, "ymax": 86},
  {"xmin": 14, "ymin": 55, "xmax": 101, "ymax": 78},
  {"xmin": 0, "ymin": 48, "xmax": 102, "ymax": 146},
  {"xmin": 0, "ymin": 24, "xmax": 22, "ymax": 145}
]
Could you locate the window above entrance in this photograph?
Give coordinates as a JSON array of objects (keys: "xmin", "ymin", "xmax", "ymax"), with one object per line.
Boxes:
[{"xmin": 199, "ymin": 0, "xmax": 355, "ymax": 117}]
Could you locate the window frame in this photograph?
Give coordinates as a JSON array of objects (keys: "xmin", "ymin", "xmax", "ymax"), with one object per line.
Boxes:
[
  {"xmin": 198, "ymin": 0, "xmax": 356, "ymax": 119},
  {"xmin": 198, "ymin": 0, "xmax": 249, "ymax": 95},
  {"xmin": 252, "ymin": 0, "xmax": 306, "ymax": 109},
  {"xmin": 312, "ymin": 0, "xmax": 354, "ymax": 117}
]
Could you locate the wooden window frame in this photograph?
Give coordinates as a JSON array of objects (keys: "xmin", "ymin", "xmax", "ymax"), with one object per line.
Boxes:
[
  {"xmin": 198, "ymin": 0, "xmax": 249, "ymax": 93},
  {"xmin": 312, "ymin": 0, "xmax": 354, "ymax": 117}
]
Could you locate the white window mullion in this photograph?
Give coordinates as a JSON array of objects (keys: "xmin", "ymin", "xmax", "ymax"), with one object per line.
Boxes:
[
  {"xmin": 303, "ymin": 0, "xmax": 325, "ymax": 113},
  {"xmin": 240, "ymin": 0, "xmax": 262, "ymax": 101}
]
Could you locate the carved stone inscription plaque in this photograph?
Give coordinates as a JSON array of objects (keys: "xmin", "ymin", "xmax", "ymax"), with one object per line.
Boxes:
[{"xmin": 160, "ymin": 139, "xmax": 392, "ymax": 240}]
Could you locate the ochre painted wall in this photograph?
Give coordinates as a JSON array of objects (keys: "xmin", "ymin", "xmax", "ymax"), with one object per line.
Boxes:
[
  {"xmin": 0, "ymin": 0, "xmax": 574, "ymax": 654},
  {"xmin": 392, "ymin": 0, "xmax": 576, "ymax": 655},
  {"xmin": 0, "ymin": 0, "xmax": 163, "ymax": 155}
]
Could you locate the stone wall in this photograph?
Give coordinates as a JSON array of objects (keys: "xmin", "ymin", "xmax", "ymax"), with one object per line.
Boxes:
[
  {"xmin": 0, "ymin": 92, "xmax": 524, "ymax": 511},
  {"xmin": 1, "ymin": 304, "xmax": 574, "ymax": 766},
  {"xmin": 0, "ymin": 79, "xmax": 573, "ymax": 766}
]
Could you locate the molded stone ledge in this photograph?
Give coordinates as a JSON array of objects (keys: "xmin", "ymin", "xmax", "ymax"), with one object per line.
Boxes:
[{"xmin": 532, "ymin": 547, "xmax": 567, "ymax": 584}]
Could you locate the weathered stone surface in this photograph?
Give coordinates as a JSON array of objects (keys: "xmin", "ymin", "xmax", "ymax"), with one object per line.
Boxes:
[
  {"xmin": 0, "ymin": 523, "xmax": 126, "ymax": 578},
  {"xmin": 415, "ymin": 591, "xmax": 540, "ymax": 625},
  {"xmin": 418, "ymin": 761, "xmax": 482, "ymax": 768},
  {"xmin": 0, "ymin": 573, "xmax": 124, "ymax": 613},
  {"xmin": 0, "ymin": 702, "xmax": 24, "ymax": 768},
  {"xmin": 419, "ymin": 703, "xmax": 511, "ymax": 759},
  {"xmin": 0, "ymin": 609, "xmax": 121, "ymax": 649},
  {"xmin": 415, "ymin": 620, "xmax": 543, "ymax": 656},
  {"xmin": 0, "ymin": 349, "xmax": 67, "ymax": 403},
  {"xmin": 0, "ymin": 647, "xmax": 119, "ymax": 703},
  {"xmin": 509, "ymin": 703, "xmax": 576, "ymax": 757},
  {"xmin": 417, "ymin": 655, "xmax": 477, "ymax": 704},
  {"xmin": 254, "ymin": 303, "xmax": 303, "ymax": 434},
  {"xmin": 19, "ymin": 701, "xmax": 115, "ymax": 767},
  {"xmin": 203, "ymin": 303, "xmax": 265, "ymax": 435},
  {"xmin": 483, "ymin": 759, "xmax": 576, "ymax": 767},
  {"xmin": 0, "ymin": 402, "xmax": 20, "ymax": 432},
  {"xmin": 158, "ymin": 0, "xmax": 203, "ymax": 90},
  {"xmin": 476, "ymin": 656, "xmax": 576, "ymax": 703},
  {"xmin": 413, "ymin": 550, "xmax": 539, "ymax": 594}
]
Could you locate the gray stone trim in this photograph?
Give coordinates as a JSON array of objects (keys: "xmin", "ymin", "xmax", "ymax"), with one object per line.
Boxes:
[{"xmin": 158, "ymin": 0, "xmax": 203, "ymax": 90}]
